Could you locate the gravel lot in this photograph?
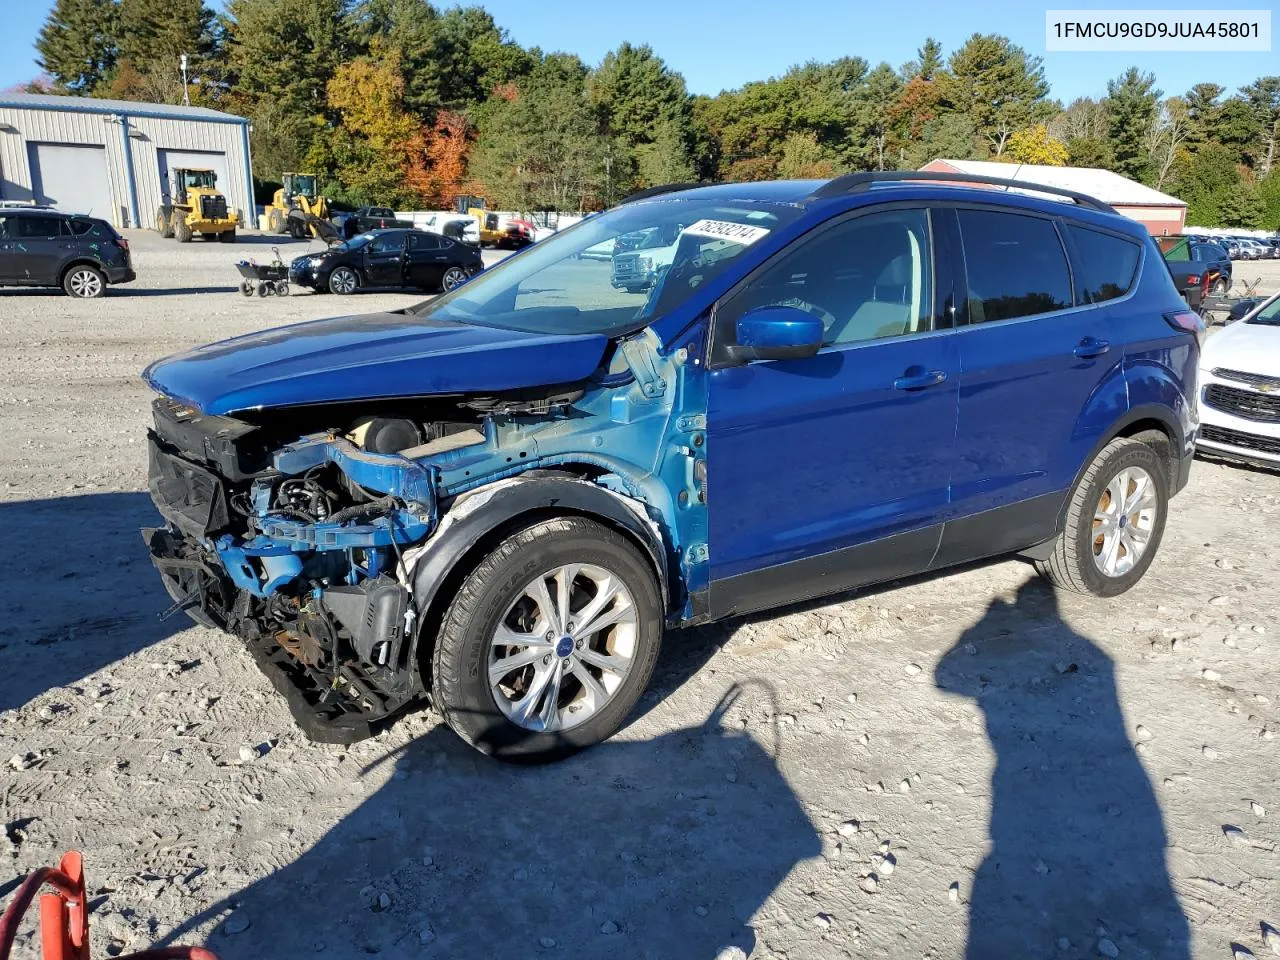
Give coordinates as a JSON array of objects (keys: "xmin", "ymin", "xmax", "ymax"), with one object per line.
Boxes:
[{"xmin": 1, "ymin": 232, "xmax": 1278, "ymax": 960}]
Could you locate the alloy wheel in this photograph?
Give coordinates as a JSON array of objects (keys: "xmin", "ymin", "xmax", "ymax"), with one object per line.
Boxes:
[
  {"xmin": 442, "ymin": 267, "xmax": 467, "ymax": 291},
  {"xmin": 488, "ymin": 564, "xmax": 638, "ymax": 733},
  {"xmin": 1091, "ymin": 466, "xmax": 1158, "ymax": 577},
  {"xmin": 330, "ymin": 268, "xmax": 357, "ymax": 294},
  {"xmin": 67, "ymin": 269, "xmax": 103, "ymax": 298}
]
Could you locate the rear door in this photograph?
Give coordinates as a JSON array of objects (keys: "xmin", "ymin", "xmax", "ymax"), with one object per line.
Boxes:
[
  {"xmin": 933, "ymin": 207, "xmax": 1132, "ymax": 566},
  {"xmin": 405, "ymin": 231, "xmax": 449, "ymax": 288},
  {"xmin": 363, "ymin": 232, "xmax": 407, "ymax": 286}
]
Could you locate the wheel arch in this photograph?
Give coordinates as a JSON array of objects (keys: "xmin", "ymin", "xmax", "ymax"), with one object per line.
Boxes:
[
  {"xmin": 1062, "ymin": 404, "xmax": 1183, "ymax": 522},
  {"xmin": 408, "ymin": 474, "xmax": 674, "ymax": 688},
  {"xmin": 58, "ymin": 258, "xmax": 107, "ymax": 286}
]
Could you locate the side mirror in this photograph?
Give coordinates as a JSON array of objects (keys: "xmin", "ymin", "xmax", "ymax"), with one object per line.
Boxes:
[{"xmin": 724, "ymin": 305, "xmax": 824, "ymax": 363}]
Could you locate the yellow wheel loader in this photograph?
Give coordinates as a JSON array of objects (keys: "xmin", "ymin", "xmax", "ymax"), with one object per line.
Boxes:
[
  {"xmin": 266, "ymin": 172, "xmax": 330, "ymax": 239},
  {"xmin": 156, "ymin": 168, "xmax": 239, "ymax": 243}
]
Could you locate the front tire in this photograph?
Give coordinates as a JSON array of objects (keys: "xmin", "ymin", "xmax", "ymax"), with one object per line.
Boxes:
[
  {"xmin": 218, "ymin": 228, "xmax": 237, "ymax": 243},
  {"xmin": 432, "ymin": 517, "xmax": 663, "ymax": 763},
  {"xmin": 63, "ymin": 265, "xmax": 106, "ymax": 298},
  {"xmin": 1035, "ymin": 438, "xmax": 1168, "ymax": 597},
  {"xmin": 156, "ymin": 208, "xmax": 174, "ymax": 238},
  {"xmin": 328, "ymin": 266, "xmax": 358, "ymax": 295},
  {"xmin": 173, "ymin": 212, "xmax": 192, "ymax": 243}
]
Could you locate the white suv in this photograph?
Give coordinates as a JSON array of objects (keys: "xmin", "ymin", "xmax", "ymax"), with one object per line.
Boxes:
[{"xmin": 1198, "ymin": 292, "xmax": 1280, "ymax": 468}]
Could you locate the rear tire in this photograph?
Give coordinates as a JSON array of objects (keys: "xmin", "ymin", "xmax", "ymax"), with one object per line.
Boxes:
[
  {"xmin": 268, "ymin": 208, "xmax": 285, "ymax": 234},
  {"xmin": 432, "ymin": 517, "xmax": 663, "ymax": 763},
  {"xmin": 63, "ymin": 265, "xmax": 105, "ymax": 299},
  {"xmin": 218, "ymin": 228, "xmax": 237, "ymax": 243},
  {"xmin": 156, "ymin": 208, "xmax": 174, "ymax": 238},
  {"xmin": 1035, "ymin": 438, "xmax": 1168, "ymax": 597}
]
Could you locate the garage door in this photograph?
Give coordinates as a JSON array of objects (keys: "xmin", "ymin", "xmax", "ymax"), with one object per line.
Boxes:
[
  {"xmin": 27, "ymin": 143, "xmax": 114, "ymax": 218},
  {"xmin": 158, "ymin": 149, "xmax": 231, "ymax": 205}
]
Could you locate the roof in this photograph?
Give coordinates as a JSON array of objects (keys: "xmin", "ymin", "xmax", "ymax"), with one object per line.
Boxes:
[
  {"xmin": 631, "ymin": 180, "xmax": 825, "ymax": 205},
  {"xmin": 923, "ymin": 159, "xmax": 1185, "ymax": 208},
  {"xmin": 0, "ymin": 92, "xmax": 248, "ymax": 125}
]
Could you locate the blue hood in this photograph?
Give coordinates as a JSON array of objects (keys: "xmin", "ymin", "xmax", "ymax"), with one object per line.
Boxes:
[{"xmin": 143, "ymin": 312, "xmax": 611, "ymax": 415}]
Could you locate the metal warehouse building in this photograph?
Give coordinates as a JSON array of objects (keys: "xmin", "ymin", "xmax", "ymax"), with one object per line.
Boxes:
[
  {"xmin": 0, "ymin": 93, "xmax": 252, "ymax": 230},
  {"xmin": 920, "ymin": 159, "xmax": 1188, "ymax": 236}
]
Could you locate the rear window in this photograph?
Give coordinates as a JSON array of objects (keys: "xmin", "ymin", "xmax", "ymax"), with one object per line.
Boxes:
[
  {"xmin": 69, "ymin": 218, "xmax": 114, "ymax": 238},
  {"xmin": 1066, "ymin": 224, "xmax": 1141, "ymax": 304},
  {"xmin": 958, "ymin": 209, "xmax": 1074, "ymax": 322}
]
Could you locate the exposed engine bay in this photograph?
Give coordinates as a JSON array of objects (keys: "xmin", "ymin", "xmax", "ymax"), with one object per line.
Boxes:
[{"xmin": 142, "ymin": 329, "xmax": 708, "ymax": 743}]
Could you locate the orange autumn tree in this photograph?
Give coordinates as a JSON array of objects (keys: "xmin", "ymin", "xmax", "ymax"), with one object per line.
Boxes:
[{"xmin": 406, "ymin": 110, "xmax": 477, "ymax": 208}]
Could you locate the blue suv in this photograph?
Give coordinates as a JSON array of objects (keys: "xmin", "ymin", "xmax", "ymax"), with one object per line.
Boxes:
[{"xmin": 141, "ymin": 172, "xmax": 1201, "ymax": 760}]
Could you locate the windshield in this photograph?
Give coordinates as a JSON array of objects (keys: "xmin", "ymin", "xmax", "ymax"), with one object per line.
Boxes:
[
  {"xmin": 335, "ymin": 233, "xmax": 376, "ymax": 252},
  {"xmin": 181, "ymin": 170, "xmax": 216, "ymax": 189},
  {"xmin": 409, "ymin": 196, "xmax": 801, "ymax": 336},
  {"xmin": 289, "ymin": 175, "xmax": 317, "ymax": 198},
  {"xmin": 1246, "ymin": 295, "xmax": 1280, "ymax": 326}
]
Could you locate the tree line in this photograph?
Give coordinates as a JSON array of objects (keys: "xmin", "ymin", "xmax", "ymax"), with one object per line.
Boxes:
[{"xmin": 30, "ymin": 0, "xmax": 1280, "ymax": 228}]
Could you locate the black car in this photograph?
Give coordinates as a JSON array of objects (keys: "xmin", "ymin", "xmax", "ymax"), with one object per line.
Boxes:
[
  {"xmin": 290, "ymin": 228, "xmax": 483, "ymax": 295},
  {"xmin": 0, "ymin": 209, "xmax": 135, "ymax": 298}
]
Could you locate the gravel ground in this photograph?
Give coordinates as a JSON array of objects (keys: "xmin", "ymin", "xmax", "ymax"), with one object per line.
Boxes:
[{"xmin": 1, "ymin": 233, "xmax": 1278, "ymax": 960}]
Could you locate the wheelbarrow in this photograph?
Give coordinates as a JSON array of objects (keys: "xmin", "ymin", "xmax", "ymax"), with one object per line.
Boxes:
[{"xmin": 235, "ymin": 248, "xmax": 289, "ymax": 298}]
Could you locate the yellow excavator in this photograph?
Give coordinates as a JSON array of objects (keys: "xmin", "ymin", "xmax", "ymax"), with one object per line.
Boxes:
[
  {"xmin": 266, "ymin": 172, "xmax": 330, "ymax": 239},
  {"xmin": 156, "ymin": 168, "xmax": 238, "ymax": 242}
]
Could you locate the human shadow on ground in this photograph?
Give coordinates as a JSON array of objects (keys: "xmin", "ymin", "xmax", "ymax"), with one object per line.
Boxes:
[
  {"xmin": 166, "ymin": 685, "xmax": 819, "ymax": 960},
  {"xmin": 935, "ymin": 580, "xmax": 1190, "ymax": 959},
  {"xmin": 0, "ymin": 491, "xmax": 180, "ymax": 713}
]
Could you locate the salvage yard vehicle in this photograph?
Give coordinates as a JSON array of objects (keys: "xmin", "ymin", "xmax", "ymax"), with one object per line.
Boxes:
[
  {"xmin": 0, "ymin": 208, "xmax": 134, "ymax": 298},
  {"xmin": 156, "ymin": 168, "xmax": 239, "ymax": 243},
  {"xmin": 288, "ymin": 228, "xmax": 483, "ymax": 294},
  {"xmin": 141, "ymin": 172, "xmax": 1200, "ymax": 760},
  {"xmin": 265, "ymin": 172, "xmax": 329, "ymax": 239},
  {"xmin": 1197, "ymin": 291, "xmax": 1280, "ymax": 468}
]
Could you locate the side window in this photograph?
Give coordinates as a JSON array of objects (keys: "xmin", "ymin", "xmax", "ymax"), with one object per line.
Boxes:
[
  {"xmin": 1065, "ymin": 224, "xmax": 1141, "ymax": 305},
  {"xmin": 0, "ymin": 216, "xmax": 8, "ymax": 239},
  {"xmin": 69, "ymin": 218, "xmax": 106, "ymax": 237},
  {"xmin": 407, "ymin": 232, "xmax": 440, "ymax": 251},
  {"xmin": 957, "ymin": 209, "xmax": 1073, "ymax": 322},
  {"xmin": 717, "ymin": 209, "xmax": 934, "ymax": 350},
  {"xmin": 12, "ymin": 216, "xmax": 64, "ymax": 240},
  {"xmin": 369, "ymin": 233, "xmax": 404, "ymax": 254}
]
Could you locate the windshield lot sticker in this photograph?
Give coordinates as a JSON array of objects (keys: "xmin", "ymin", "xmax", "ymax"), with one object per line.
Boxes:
[{"xmin": 682, "ymin": 219, "xmax": 770, "ymax": 245}]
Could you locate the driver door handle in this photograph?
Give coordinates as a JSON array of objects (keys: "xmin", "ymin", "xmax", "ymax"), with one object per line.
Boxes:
[
  {"xmin": 1073, "ymin": 337, "xmax": 1110, "ymax": 359},
  {"xmin": 893, "ymin": 368, "xmax": 948, "ymax": 391}
]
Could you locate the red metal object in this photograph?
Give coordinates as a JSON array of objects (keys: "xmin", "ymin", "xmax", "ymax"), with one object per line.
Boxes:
[{"xmin": 0, "ymin": 852, "xmax": 218, "ymax": 960}]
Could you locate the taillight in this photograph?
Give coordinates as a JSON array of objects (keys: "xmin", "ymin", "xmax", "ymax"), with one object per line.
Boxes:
[
  {"xmin": 1185, "ymin": 274, "xmax": 1200, "ymax": 285},
  {"xmin": 1164, "ymin": 309, "xmax": 1205, "ymax": 346},
  {"xmin": 113, "ymin": 237, "xmax": 129, "ymax": 251}
]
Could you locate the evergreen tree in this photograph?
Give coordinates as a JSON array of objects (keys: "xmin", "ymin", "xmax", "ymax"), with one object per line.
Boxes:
[
  {"xmin": 942, "ymin": 34, "xmax": 1050, "ymax": 156},
  {"xmin": 1105, "ymin": 68, "xmax": 1160, "ymax": 180},
  {"xmin": 35, "ymin": 0, "xmax": 118, "ymax": 94},
  {"xmin": 1183, "ymin": 82, "xmax": 1224, "ymax": 149},
  {"xmin": 1240, "ymin": 76, "xmax": 1280, "ymax": 176}
]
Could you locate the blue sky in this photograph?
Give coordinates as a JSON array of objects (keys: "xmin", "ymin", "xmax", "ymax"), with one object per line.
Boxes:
[{"xmin": 2, "ymin": 0, "xmax": 1273, "ymax": 102}]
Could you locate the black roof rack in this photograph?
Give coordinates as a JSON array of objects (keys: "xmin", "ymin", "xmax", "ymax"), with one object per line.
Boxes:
[
  {"xmin": 617, "ymin": 182, "xmax": 710, "ymax": 205},
  {"xmin": 809, "ymin": 171, "xmax": 1117, "ymax": 214}
]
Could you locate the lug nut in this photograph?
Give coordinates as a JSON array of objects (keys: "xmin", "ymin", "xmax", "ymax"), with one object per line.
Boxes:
[
  {"xmin": 576, "ymin": 639, "xmax": 584, "ymax": 650},
  {"xmin": 543, "ymin": 654, "xmax": 552, "ymax": 665},
  {"xmin": 545, "ymin": 631, "xmax": 555, "ymax": 641}
]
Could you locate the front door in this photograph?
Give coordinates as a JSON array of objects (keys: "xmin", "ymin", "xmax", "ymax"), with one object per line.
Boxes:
[
  {"xmin": 363, "ymin": 232, "xmax": 407, "ymax": 287},
  {"xmin": 6, "ymin": 214, "xmax": 68, "ymax": 285},
  {"xmin": 405, "ymin": 232, "xmax": 450, "ymax": 288},
  {"xmin": 705, "ymin": 207, "xmax": 960, "ymax": 618}
]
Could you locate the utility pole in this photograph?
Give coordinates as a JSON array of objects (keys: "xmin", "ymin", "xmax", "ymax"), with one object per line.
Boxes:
[{"xmin": 179, "ymin": 54, "xmax": 191, "ymax": 106}]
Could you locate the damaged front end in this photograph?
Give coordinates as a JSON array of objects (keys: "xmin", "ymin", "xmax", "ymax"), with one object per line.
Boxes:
[{"xmin": 143, "ymin": 397, "xmax": 446, "ymax": 741}]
